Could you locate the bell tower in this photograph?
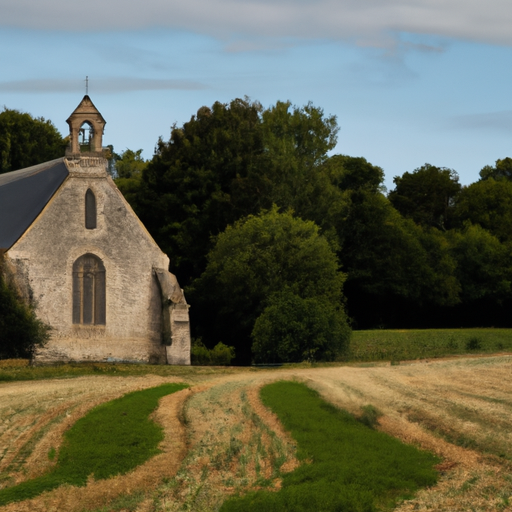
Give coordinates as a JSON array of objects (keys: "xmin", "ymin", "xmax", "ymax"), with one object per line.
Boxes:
[{"xmin": 66, "ymin": 95, "xmax": 106, "ymax": 156}]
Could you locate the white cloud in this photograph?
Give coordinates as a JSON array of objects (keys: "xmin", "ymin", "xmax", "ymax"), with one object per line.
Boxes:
[
  {"xmin": 0, "ymin": 78, "xmax": 207, "ymax": 94},
  {"xmin": 448, "ymin": 111, "xmax": 512, "ymax": 133},
  {"xmin": 1, "ymin": 0, "xmax": 512, "ymax": 47}
]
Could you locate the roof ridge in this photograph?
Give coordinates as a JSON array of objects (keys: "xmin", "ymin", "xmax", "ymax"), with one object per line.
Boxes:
[{"xmin": 0, "ymin": 157, "xmax": 66, "ymax": 187}]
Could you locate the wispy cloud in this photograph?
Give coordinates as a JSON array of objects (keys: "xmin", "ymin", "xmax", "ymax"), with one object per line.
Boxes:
[
  {"xmin": 448, "ymin": 111, "xmax": 512, "ymax": 133},
  {"xmin": 400, "ymin": 41, "xmax": 445, "ymax": 54},
  {"xmin": 223, "ymin": 38, "xmax": 297, "ymax": 54},
  {"xmin": 0, "ymin": 78, "xmax": 207, "ymax": 94},
  {"xmin": 97, "ymin": 45, "xmax": 170, "ymax": 70},
  {"xmin": 1, "ymin": 0, "xmax": 512, "ymax": 48}
]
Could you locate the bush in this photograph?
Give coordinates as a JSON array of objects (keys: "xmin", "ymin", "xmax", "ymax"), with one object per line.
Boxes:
[
  {"xmin": 465, "ymin": 337, "xmax": 482, "ymax": 351},
  {"xmin": 191, "ymin": 340, "xmax": 236, "ymax": 366},
  {"xmin": 251, "ymin": 291, "xmax": 351, "ymax": 363},
  {"xmin": 189, "ymin": 206, "xmax": 348, "ymax": 364},
  {"xmin": 190, "ymin": 339, "xmax": 211, "ymax": 365},
  {"xmin": 0, "ymin": 262, "xmax": 50, "ymax": 359},
  {"xmin": 210, "ymin": 342, "xmax": 236, "ymax": 365}
]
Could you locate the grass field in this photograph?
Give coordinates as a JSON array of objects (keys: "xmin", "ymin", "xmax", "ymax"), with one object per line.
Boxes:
[
  {"xmin": 349, "ymin": 328, "xmax": 512, "ymax": 362},
  {"xmin": 2, "ymin": 328, "xmax": 512, "ymax": 385},
  {"xmin": 1, "ymin": 330, "xmax": 512, "ymax": 511},
  {"xmin": 0, "ymin": 358, "xmax": 245, "ymax": 382}
]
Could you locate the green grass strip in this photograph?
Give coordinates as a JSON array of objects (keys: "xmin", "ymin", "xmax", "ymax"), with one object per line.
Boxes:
[
  {"xmin": 221, "ymin": 381, "xmax": 439, "ymax": 512},
  {"xmin": 0, "ymin": 360, "xmax": 237, "ymax": 383},
  {"xmin": 0, "ymin": 383, "xmax": 188, "ymax": 506},
  {"xmin": 349, "ymin": 328, "xmax": 512, "ymax": 362}
]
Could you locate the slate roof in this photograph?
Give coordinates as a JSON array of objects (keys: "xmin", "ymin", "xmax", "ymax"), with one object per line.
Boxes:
[{"xmin": 0, "ymin": 158, "xmax": 69, "ymax": 250}]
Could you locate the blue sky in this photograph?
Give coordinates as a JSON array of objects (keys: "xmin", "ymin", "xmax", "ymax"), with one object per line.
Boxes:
[{"xmin": 1, "ymin": 0, "xmax": 511, "ymax": 190}]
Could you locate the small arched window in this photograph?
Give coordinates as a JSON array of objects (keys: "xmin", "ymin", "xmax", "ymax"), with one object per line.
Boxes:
[
  {"xmin": 72, "ymin": 254, "xmax": 106, "ymax": 325},
  {"xmin": 85, "ymin": 189, "xmax": 96, "ymax": 229}
]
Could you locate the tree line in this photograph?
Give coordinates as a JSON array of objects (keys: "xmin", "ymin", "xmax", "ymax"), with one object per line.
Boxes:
[{"xmin": 1, "ymin": 103, "xmax": 512, "ymax": 363}]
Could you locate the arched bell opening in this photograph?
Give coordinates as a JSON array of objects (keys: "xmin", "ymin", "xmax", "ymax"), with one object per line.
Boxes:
[
  {"xmin": 66, "ymin": 96, "xmax": 106, "ymax": 155},
  {"xmin": 79, "ymin": 121, "xmax": 94, "ymax": 153}
]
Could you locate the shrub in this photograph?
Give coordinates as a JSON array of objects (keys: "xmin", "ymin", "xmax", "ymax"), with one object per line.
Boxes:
[
  {"xmin": 210, "ymin": 342, "xmax": 236, "ymax": 365},
  {"xmin": 190, "ymin": 339, "xmax": 211, "ymax": 365},
  {"xmin": 0, "ymin": 259, "xmax": 50, "ymax": 359},
  {"xmin": 251, "ymin": 291, "xmax": 351, "ymax": 363},
  {"xmin": 465, "ymin": 337, "xmax": 482, "ymax": 351},
  {"xmin": 191, "ymin": 340, "xmax": 236, "ymax": 366}
]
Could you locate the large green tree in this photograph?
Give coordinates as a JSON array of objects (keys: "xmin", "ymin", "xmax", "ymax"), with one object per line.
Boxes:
[
  {"xmin": 454, "ymin": 179, "xmax": 512, "ymax": 242},
  {"xmin": 131, "ymin": 98, "xmax": 266, "ymax": 284},
  {"xmin": 128, "ymin": 98, "xmax": 341, "ymax": 286},
  {"xmin": 323, "ymin": 154, "xmax": 385, "ymax": 193},
  {"xmin": 0, "ymin": 108, "xmax": 66, "ymax": 174},
  {"xmin": 479, "ymin": 157, "xmax": 512, "ymax": 181},
  {"xmin": 448, "ymin": 223, "xmax": 512, "ymax": 303},
  {"xmin": 389, "ymin": 164, "xmax": 461, "ymax": 230},
  {"xmin": 188, "ymin": 207, "xmax": 349, "ymax": 364},
  {"xmin": 114, "ymin": 148, "xmax": 147, "ymax": 179},
  {"xmin": 114, "ymin": 149, "xmax": 147, "ymax": 208},
  {"xmin": 258, "ymin": 101, "xmax": 339, "ymax": 217},
  {"xmin": 337, "ymin": 190, "xmax": 460, "ymax": 328}
]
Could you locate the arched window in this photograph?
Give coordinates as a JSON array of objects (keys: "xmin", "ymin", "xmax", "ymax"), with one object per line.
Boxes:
[
  {"xmin": 85, "ymin": 189, "xmax": 96, "ymax": 229},
  {"xmin": 72, "ymin": 254, "xmax": 106, "ymax": 325}
]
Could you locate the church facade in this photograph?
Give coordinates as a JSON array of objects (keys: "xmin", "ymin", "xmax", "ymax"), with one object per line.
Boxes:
[{"xmin": 0, "ymin": 96, "xmax": 190, "ymax": 365}]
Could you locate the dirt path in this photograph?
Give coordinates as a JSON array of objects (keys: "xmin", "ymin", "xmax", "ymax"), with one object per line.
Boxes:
[{"xmin": 1, "ymin": 356, "xmax": 512, "ymax": 511}]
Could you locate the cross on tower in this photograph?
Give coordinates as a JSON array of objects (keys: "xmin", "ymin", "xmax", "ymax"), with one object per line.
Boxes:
[{"xmin": 85, "ymin": 76, "xmax": 89, "ymax": 95}]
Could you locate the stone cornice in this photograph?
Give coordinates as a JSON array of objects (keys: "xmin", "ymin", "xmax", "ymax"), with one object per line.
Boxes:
[{"xmin": 65, "ymin": 157, "xmax": 108, "ymax": 178}]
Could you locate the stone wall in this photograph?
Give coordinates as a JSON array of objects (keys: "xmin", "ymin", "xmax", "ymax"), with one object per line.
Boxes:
[{"xmin": 6, "ymin": 156, "xmax": 190, "ymax": 364}]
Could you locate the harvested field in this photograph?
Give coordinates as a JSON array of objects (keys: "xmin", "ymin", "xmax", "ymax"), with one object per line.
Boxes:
[
  {"xmin": 1, "ymin": 355, "xmax": 512, "ymax": 511},
  {"xmin": 0, "ymin": 376, "xmax": 186, "ymax": 486}
]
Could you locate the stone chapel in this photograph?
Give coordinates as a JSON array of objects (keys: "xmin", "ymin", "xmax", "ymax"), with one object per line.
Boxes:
[{"xmin": 0, "ymin": 95, "xmax": 191, "ymax": 365}]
